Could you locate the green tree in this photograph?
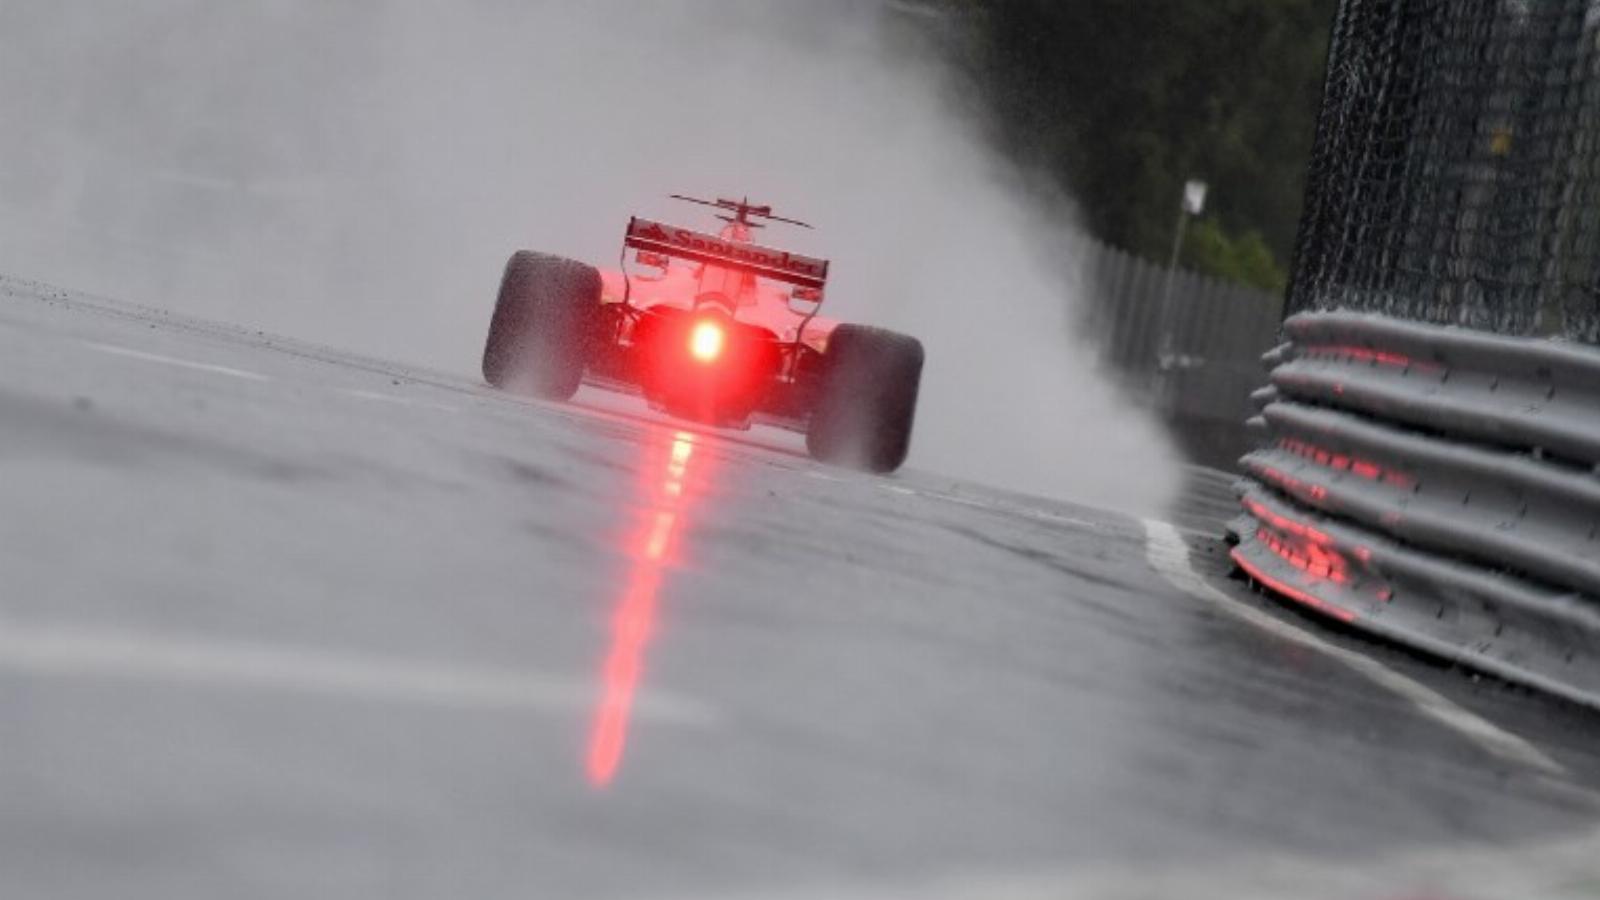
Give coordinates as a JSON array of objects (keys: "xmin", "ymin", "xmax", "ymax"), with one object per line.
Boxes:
[
  {"xmin": 1183, "ymin": 218, "xmax": 1285, "ymax": 292},
  {"xmin": 921, "ymin": 0, "xmax": 1336, "ymax": 288}
]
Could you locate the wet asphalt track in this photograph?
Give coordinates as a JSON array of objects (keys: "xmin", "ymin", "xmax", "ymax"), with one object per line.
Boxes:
[{"xmin": 5, "ymin": 275, "xmax": 1600, "ymax": 899}]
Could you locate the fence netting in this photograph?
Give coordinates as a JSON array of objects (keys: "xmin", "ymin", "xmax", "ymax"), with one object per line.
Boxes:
[{"xmin": 1289, "ymin": 0, "xmax": 1600, "ymax": 342}]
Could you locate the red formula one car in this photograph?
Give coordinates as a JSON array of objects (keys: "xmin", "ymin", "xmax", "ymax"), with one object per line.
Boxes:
[{"xmin": 482, "ymin": 196, "xmax": 924, "ymax": 472}]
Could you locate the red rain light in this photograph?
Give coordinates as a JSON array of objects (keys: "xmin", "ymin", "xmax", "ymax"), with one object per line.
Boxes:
[{"xmin": 688, "ymin": 320, "xmax": 726, "ymax": 363}]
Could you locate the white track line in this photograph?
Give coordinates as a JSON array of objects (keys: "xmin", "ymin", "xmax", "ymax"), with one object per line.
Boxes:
[
  {"xmin": 1142, "ymin": 519, "xmax": 1564, "ymax": 776},
  {"xmin": 0, "ymin": 616, "xmax": 713, "ymax": 724},
  {"xmin": 82, "ymin": 341, "xmax": 270, "ymax": 382}
]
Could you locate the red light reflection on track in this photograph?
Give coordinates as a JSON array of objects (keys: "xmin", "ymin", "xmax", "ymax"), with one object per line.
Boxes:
[{"xmin": 586, "ymin": 430, "xmax": 700, "ymax": 788}]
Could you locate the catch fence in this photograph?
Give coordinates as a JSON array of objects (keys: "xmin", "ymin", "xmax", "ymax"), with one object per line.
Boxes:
[
  {"xmin": 1234, "ymin": 0, "xmax": 1600, "ymax": 708},
  {"xmin": 1290, "ymin": 0, "xmax": 1600, "ymax": 342}
]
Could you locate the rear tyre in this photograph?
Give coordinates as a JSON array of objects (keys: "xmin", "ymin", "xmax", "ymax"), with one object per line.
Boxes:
[
  {"xmin": 806, "ymin": 325, "xmax": 924, "ymax": 473},
  {"xmin": 482, "ymin": 251, "xmax": 602, "ymax": 400}
]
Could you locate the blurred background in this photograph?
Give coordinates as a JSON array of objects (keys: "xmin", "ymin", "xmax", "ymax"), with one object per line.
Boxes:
[
  {"xmin": 0, "ymin": 0, "xmax": 1334, "ymax": 511},
  {"xmin": 13, "ymin": 7, "xmax": 1600, "ymax": 900}
]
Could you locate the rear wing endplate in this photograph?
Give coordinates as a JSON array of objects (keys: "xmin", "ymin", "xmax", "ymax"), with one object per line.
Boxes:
[{"xmin": 625, "ymin": 218, "xmax": 829, "ymax": 290}]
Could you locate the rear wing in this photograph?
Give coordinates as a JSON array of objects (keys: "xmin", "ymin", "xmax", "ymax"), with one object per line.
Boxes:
[{"xmin": 625, "ymin": 218, "xmax": 829, "ymax": 290}]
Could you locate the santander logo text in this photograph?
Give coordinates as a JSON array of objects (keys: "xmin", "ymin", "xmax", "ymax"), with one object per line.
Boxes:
[{"xmin": 627, "ymin": 219, "xmax": 828, "ymax": 282}]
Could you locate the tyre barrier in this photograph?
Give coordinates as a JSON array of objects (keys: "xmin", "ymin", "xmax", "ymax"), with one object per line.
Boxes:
[{"xmin": 1229, "ymin": 311, "xmax": 1600, "ymax": 709}]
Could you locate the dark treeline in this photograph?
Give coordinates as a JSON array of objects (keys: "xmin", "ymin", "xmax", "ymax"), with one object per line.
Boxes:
[{"xmin": 914, "ymin": 0, "xmax": 1336, "ymax": 291}]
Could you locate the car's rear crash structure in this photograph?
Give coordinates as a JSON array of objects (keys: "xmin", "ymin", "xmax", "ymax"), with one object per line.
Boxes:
[{"xmin": 482, "ymin": 196, "xmax": 924, "ymax": 472}]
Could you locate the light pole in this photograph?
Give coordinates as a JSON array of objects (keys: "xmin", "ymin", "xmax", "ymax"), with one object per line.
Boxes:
[{"xmin": 1159, "ymin": 178, "xmax": 1207, "ymax": 369}]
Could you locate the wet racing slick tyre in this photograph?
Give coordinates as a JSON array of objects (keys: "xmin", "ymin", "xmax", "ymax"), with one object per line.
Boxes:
[
  {"xmin": 482, "ymin": 251, "xmax": 602, "ymax": 400},
  {"xmin": 806, "ymin": 325, "xmax": 924, "ymax": 473}
]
